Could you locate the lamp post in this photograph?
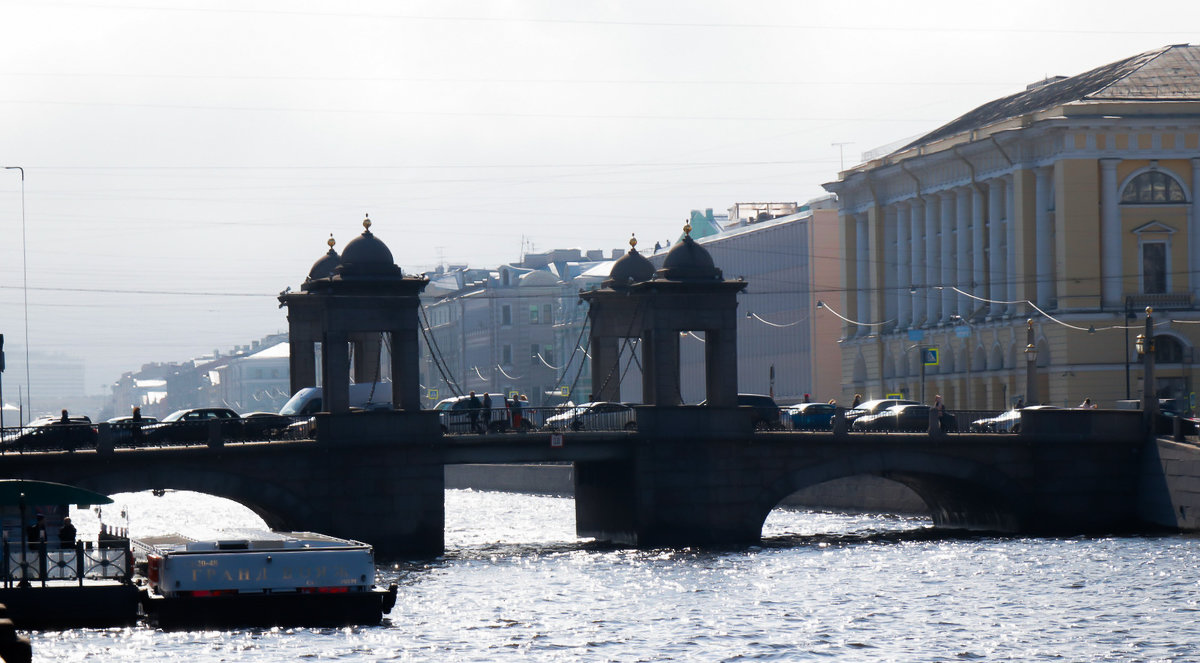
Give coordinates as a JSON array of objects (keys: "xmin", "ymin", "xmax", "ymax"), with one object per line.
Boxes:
[
  {"xmin": 1136, "ymin": 306, "xmax": 1157, "ymax": 428},
  {"xmin": 1024, "ymin": 319, "xmax": 1038, "ymax": 405}
]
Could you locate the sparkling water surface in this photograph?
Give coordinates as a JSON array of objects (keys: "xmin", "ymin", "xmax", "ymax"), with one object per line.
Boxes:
[{"xmin": 28, "ymin": 489, "xmax": 1200, "ymax": 661}]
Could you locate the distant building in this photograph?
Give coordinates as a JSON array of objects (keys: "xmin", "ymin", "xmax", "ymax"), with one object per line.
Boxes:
[
  {"xmin": 824, "ymin": 44, "xmax": 1200, "ymax": 409},
  {"xmin": 419, "ymin": 249, "xmax": 618, "ymax": 407}
]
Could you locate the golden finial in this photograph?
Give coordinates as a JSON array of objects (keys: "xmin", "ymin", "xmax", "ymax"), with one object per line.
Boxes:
[
  {"xmin": 629, "ymin": 233, "xmax": 637, "ymax": 249},
  {"xmin": 1146, "ymin": 306, "xmax": 1154, "ymax": 315},
  {"xmin": 327, "ymin": 234, "xmax": 336, "ymax": 249},
  {"xmin": 683, "ymin": 221, "xmax": 692, "ymax": 236},
  {"xmin": 363, "ymin": 214, "xmax": 372, "ymax": 231}
]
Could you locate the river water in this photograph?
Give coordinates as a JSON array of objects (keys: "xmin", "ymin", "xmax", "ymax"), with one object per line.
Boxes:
[{"xmin": 28, "ymin": 488, "xmax": 1200, "ymax": 661}]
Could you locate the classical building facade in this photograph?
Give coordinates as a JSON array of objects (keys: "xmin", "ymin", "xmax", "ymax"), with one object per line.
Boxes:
[{"xmin": 824, "ymin": 44, "xmax": 1200, "ymax": 410}]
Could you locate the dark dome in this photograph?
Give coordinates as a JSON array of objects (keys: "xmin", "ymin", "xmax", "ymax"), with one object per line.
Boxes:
[
  {"xmin": 657, "ymin": 232, "xmax": 721, "ymax": 281},
  {"xmin": 337, "ymin": 216, "xmax": 403, "ymax": 277},
  {"xmin": 604, "ymin": 237, "xmax": 655, "ymax": 288},
  {"xmin": 306, "ymin": 236, "xmax": 341, "ymax": 281}
]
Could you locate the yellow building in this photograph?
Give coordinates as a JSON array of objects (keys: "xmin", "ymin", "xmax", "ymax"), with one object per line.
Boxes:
[{"xmin": 823, "ymin": 44, "xmax": 1200, "ymax": 411}]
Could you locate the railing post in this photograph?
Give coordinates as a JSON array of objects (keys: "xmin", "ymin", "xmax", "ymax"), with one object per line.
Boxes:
[
  {"xmin": 207, "ymin": 420, "xmax": 224, "ymax": 449},
  {"xmin": 76, "ymin": 541, "xmax": 84, "ymax": 587}
]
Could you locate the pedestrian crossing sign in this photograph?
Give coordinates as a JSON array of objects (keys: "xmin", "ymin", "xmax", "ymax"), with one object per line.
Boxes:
[
  {"xmin": 923, "ymin": 347, "xmax": 939, "ymax": 366},
  {"xmin": 560, "ymin": 386, "xmax": 570, "ymax": 397},
  {"xmin": 427, "ymin": 388, "xmax": 439, "ymax": 400}
]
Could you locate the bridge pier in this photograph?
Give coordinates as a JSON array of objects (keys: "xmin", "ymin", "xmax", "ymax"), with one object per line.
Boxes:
[
  {"xmin": 309, "ymin": 412, "xmax": 445, "ymax": 559},
  {"xmin": 575, "ymin": 407, "xmax": 766, "ymax": 547}
]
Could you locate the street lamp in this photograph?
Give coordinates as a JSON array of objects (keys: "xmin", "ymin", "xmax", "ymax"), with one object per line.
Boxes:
[
  {"xmin": 1024, "ymin": 319, "xmax": 1038, "ymax": 405},
  {"xmin": 1136, "ymin": 306, "xmax": 1157, "ymax": 428}
]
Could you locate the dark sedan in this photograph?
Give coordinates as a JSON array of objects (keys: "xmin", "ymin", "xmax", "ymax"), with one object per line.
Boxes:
[
  {"xmin": 143, "ymin": 408, "xmax": 244, "ymax": 444},
  {"xmin": 1, "ymin": 416, "xmax": 97, "ymax": 451},
  {"xmin": 851, "ymin": 404, "xmax": 956, "ymax": 432}
]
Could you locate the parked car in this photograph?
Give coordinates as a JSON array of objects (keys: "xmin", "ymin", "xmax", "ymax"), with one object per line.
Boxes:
[
  {"xmin": 843, "ymin": 399, "xmax": 920, "ymax": 426},
  {"xmin": 104, "ymin": 414, "xmax": 159, "ymax": 446},
  {"xmin": 143, "ymin": 408, "xmax": 243, "ymax": 444},
  {"xmin": 1, "ymin": 416, "xmax": 97, "ymax": 451},
  {"xmin": 784, "ymin": 402, "xmax": 836, "ymax": 430},
  {"xmin": 970, "ymin": 405, "xmax": 1058, "ymax": 433},
  {"xmin": 852, "ymin": 404, "xmax": 956, "ymax": 432},
  {"xmin": 699, "ymin": 394, "xmax": 782, "ymax": 429},
  {"xmin": 240, "ymin": 412, "xmax": 295, "ymax": 439},
  {"xmin": 544, "ymin": 402, "xmax": 637, "ymax": 431}
]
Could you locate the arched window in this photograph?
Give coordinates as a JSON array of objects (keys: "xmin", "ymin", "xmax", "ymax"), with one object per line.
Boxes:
[
  {"xmin": 1154, "ymin": 335, "xmax": 1185, "ymax": 364},
  {"xmin": 1121, "ymin": 170, "xmax": 1186, "ymax": 204}
]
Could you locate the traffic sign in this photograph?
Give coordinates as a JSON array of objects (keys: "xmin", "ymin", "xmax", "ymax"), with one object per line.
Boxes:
[
  {"xmin": 923, "ymin": 347, "xmax": 939, "ymax": 366},
  {"xmin": 426, "ymin": 388, "xmax": 439, "ymax": 400}
]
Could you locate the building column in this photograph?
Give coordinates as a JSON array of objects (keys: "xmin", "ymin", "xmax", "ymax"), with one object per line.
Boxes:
[
  {"xmin": 971, "ymin": 185, "xmax": 986, "ymax": 317},
  {"xmin": 1190, "ymin": 158, "xmax": 1200, "ymax": 300},
  {"xmin": 925, "ymin": 194, "xmax": 940, "ymax": 324},
  {"xmin": 910, "ymin": 198, "xmax": 925, "ymax": 326},
  {"xmin": 1035, "ymin": 166, "xmax": 1054, "ymax": 308},
  {"xmin": 987, "ymin": 178, "xmax": 1006, "ymax": 318},
  {"xmin": 883, "ymin": 206, "xmax": 898, "ymax": 326},
  {"xmin": 897, "ymin": 203, "xmax": 912, "ymax": 328},
  {"xmin": 1005, "ymin": 175, "xmax": 1018, "ymax": 311},
  {"xmin": 1100, "ymin": 158, "xmax": 1122, "ymax": 308},
  {"xmin": 956, "ymin": 187, "xmax": 972, "ymax": 318},
  {"xmin": 940, "ymin": 191, "xmax": 956, "ymax": 322},
  {"xmin": 390, "ymin": 326, "xmax": 422, "ymax": 412},
  {"xmin": 856, "ymin": 213, "xmax": 870, "ymax": 336}
]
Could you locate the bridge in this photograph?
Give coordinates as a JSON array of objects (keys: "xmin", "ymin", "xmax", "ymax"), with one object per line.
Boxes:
[{"xmin": 0, "ymin": 406, "xmax": 1152, "ymax": 559}]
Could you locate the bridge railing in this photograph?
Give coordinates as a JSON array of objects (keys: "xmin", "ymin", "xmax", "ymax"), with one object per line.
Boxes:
[
  {"xmin": 439, "ymin": 404, "xmax": 639, "ymax": 434},
  {"xmin": 0, "ymin": 422, "xmax": 100, "ymax": 453},
  {"xmin": 1, "ymin": 539, "xmax": 133, "ymax": 587}
]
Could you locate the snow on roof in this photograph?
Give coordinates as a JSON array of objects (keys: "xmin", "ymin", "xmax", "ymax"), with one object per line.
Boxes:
[{"xmin": 247, "ymin": 342, "xmax": 289, "ymax": 360}]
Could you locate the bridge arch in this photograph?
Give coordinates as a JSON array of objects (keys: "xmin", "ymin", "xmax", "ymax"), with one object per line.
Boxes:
[
  {"xmin": 753, "ymin": 450, "xmax": 1024, "ymax": 537},
  {"xmin": 32, "ymin": 464, "xmax": 317, "ymax": 534}
]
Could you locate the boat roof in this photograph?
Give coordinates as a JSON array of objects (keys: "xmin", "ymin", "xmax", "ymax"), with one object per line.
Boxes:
[{"xmin": 139, "ymin": 530, "xmax": 370, "ymax": 554}]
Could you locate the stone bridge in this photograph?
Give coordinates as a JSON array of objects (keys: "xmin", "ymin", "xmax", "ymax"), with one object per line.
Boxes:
[{"xmin": 0, "ymin": 407, "xmax": 1154, "ymax": 559}]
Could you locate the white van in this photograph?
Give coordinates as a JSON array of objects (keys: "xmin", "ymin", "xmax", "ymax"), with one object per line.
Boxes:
[{"xmin": 279, "ymin": 382, "xmax": 393, "ymax": 416}]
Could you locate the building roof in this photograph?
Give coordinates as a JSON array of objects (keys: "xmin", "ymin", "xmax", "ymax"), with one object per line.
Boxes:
[{"xmin": 900, "ymin": 44, "xmax": 1200, "ymax": 152}]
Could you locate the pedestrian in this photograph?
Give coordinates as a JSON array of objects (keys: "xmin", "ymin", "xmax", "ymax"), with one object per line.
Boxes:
[
  {"xmin": 27, "ymin": 514, "xmax": 46, "ymax": 548},
  {"xmin": 60, "ymin": 408, "xmax": 69, "ymax": 423},
  {"xmin": 481, "ymin": 393, "xmax": 492, "ymax": 433},
  {"xmin": 467, "ymin": 391, "xmax": 482, "ymax": 434},
  {"xmin": 132, "ymin": 405, "xmax": 144, "ymax": 443},
  {"xmin": 1079, "ymin": 397, "xmax": 1097, "ymax": 409},
  {"xmin": 933, "ymin": 394, "xmax": 949, "ymax": 432},
  {"xmin": 851, "ymin": 394, "xmax": 862, "ymax": 408},
  {"xmin": 1015, "ymin": 397, "xmax": 1025, "ymax": 410},
  {"xmin": 803, "ymin": 394, "xmax": 811, "ymax": 403},
  {"xmin": 511, "ymin": 394, "xmax": 525, "ymax": 431},
  {"xmin": 58, "ymin": 516, "xmax": 77, "ymax": 549}
]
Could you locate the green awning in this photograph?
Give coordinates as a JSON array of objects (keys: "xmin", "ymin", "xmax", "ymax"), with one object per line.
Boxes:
[{"xmin": 0, "ymin": 480, "xmax": 113, "ymax": 507}]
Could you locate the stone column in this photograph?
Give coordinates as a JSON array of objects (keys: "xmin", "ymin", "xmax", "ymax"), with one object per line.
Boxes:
[
  {"xmin": 925, "ymin": 195, "xmax": 940, "ymax": 324},
  {"xmin": 321, "ymin": 331, "xmax": 351, "ymax": 413},
  {"xmin": 972, "ymin": 185, "xmax": 986, "ymax": 316},
  {"xmin": 987, "ymin": 178, "xmax": 1007, "ymax": 318},
  {"xmin": 644, "ymin": 328, "xmax": 681, "ymax": 406},
  {"xmin": 1006, "ymin": 175, "xmax": 1018, "ymax": 310},
  {"xmin": 289, "ymin": 334, "xmax": 317, "ymax": 395},
  {"xmin": 1100, "ymin": 158, "xmax": 1122, "ymax": 308},
  {"xmin": 941, "ymin": 192, "xmax": 956, "ymax": 322},
  {"xmin": 956, "ymin": 187, "xmax": 972, "ymax": 317},
  {"xmin": 590, "ymin": 336, "xmax": 622, "ymax": 402},
  {"xmin": 390, "ymin": 326, "xmax": 423, "ymax": 411},
  {"xmin": 856, "ymin": 214, "xmax": 870, "ymax": 336},
  {"xmin": 1191, "ymin": 158, "xmax": 1200, "ymax": 300},
  {"xmin": 897, "ymin": 203, "xmax": 912, "ymax": 328},
  {"xmin": 1035, "ymin": 166, "xmax": 1054, "ymax": 308},
  {"xmin": 910, "ymin": 199, "xmax": 925, "ymax": 326},
  {"xmin": 884, "ymin": 207, "xmax": 898, "ymax": 326}
]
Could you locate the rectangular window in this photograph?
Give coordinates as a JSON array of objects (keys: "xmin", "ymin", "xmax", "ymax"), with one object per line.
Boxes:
[
  {"xmin": 531, "ymin": 344, "xmax": 540, "ymax": 364},
  {"xmin": 543, "ymin": 345, "xmax": 555, "ymax": 365},
  {"xmin": 529, "ymin": 305, "xmax": 540, "ymax": 324},
  {"xmin": 1143, "ymin": 242, "xmax": 1167, "ymax": 294},
  {"xmin": 543, "ymin": 304, "xmax": 553, "ymax": 324},
  {"xmin": 502, "ymin": 345, "xmax": 512, "ymax": 365},
  {"xmin": 502, "ymin": 305, "xmax": 512, "ymax": 326}
]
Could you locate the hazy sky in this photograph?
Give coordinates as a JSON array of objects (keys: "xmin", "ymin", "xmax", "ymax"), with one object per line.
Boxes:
[{"xmin": 2, "ymin": 0, "xmax": 1199, "ymax": 400}]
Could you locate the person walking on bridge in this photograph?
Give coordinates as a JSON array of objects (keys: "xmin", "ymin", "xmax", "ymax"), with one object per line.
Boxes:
[
  {"xmin": 481, "ymin": 393, "xmax": 492, "ymax": 433},
  {"xmin": 467, "ymin": 391, "xmax": 483, "ymax": 434}
]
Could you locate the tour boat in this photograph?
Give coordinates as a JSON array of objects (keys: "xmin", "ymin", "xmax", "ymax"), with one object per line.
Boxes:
[{"xmin": 136, "ymin": 531, "xmax": 397, "ymax": 629}]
